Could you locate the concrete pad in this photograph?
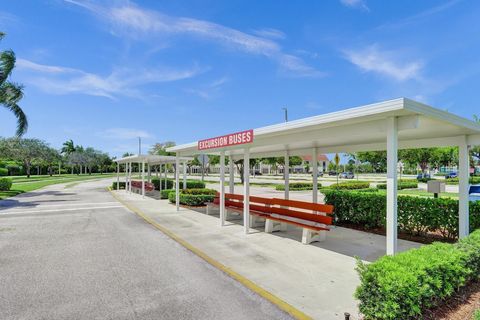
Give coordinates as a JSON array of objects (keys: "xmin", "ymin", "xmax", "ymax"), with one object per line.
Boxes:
[{"xmin": 112, "ymin": 190, "xmax": 421, "ymax": 320}]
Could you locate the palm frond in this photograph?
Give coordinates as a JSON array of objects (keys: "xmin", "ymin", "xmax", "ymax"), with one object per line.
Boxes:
[
  {"xmin": 0, "ymin": 50, "xmax": 15, "ymax": 84},
  {"xmin": 3, "ymin": 102, "xmax": 28, "ymax": 136},
  {"xmin": 0, "ymin": 82, "xmax": 24, "ymax": 105}
]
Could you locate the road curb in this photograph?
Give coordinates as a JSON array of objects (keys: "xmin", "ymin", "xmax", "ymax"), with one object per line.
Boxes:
[{"xmin": 108, "ymin": 188, "xmax": 313, "ymax": 320}]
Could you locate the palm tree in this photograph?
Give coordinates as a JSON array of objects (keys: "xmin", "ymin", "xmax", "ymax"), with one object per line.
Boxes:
[
  {"xmin": 0, "ymin": 32, "xmax": 27, "ymax": 136},
  {"xmin": 61, "ymin": 139, "xmax": 76, "ymax": 155}
]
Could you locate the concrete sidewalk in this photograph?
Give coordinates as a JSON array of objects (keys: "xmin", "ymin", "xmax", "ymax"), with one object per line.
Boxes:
[{"xmin": 112, "ymin": 190, "xmax": 421, "ymax": 320}]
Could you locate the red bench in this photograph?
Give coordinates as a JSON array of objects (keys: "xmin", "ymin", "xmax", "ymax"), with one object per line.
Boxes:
[
  {"xmin": 131, "ymin": 180, "xmax": 155, "ymax": 193},
  {"xmin": 207, "ymin": 193, "xmax": 334, "ymax": 244}
]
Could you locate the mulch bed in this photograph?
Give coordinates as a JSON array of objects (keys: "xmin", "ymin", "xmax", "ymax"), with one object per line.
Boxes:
[{"xmin": 423, "ymin": 280, "xmax": 480, "ymax": 320}]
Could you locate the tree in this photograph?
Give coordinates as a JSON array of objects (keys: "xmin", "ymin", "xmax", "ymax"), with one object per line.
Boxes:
[
  {"xmin": 399, "ymin": 148, "xmax": 438, "ymax": 173},
  {"xmin": 0, "ymin": 32, "xmax": 27, "ymax": 136},
  {"xmin": 61, "ymin": 139, "xmax": 76, "ymax": 155},
  {"xmin": 472, "ymin": 115, "xmax": 480, "ymax": 167},
  {"xmin": 150, "ymin": 141, "xmax": 176, "ymax": 156},
  {"xmin": 0, "ymin": 138, "xmax": 50, "ymax": 177},
  {"xmin": 355, "ymin": 151, "xmax": 387, "ymax": 173}
]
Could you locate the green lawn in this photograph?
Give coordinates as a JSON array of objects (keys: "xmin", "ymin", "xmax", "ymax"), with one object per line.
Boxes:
[{"xmin": 0, "ymin": 173, "xmax": 115, "ymax": 200}]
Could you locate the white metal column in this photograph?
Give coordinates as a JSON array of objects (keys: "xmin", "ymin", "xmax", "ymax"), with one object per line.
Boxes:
[
  {"xmin": 220, "ymin": 151, "xmax": 226, "ymax": 226},
  {"xmin": 164, "ymin": 164, "xmax": 168, "ymax": 190},
  {"xmin": 141, "ymin": 161, "xmax": 145, "ymax": 198},
  {"xmin": 147, "ymin": 164, "xmax": 151, "ymax": 183},
  {"xmin": 127, "ymin": 162, "xmax": 131, "ymax": 193},
  {"xmin": 459, "ymin": 136, "xmax": 470, "ymax": 238},
  {"xmin": 229, "ymin": 155, "xmax": 235, "ymax": 194},
  {"xmin": 116, "ymin": 162, "xmax": 120, "ymax": 191},
  {"xmin": 124, "ymin": 163, "xmax": 128, "ymax": 192},
  {"xmin": 159, "ymin": 164, "xmax": 163, "ymax": 193},
  {"xmin": 175, "ymin": 155, "xmax": 180, "ymax": 211},
  {"xmin": 386, "ymin": 117, "xmax": 398, "ymax": 255},
  {"xmin": 183, "ymin": 161, "xmax": 187, "ymax": 190},
  {"xmin": 284, "ymin": 151, "xmax": 290, "ymax": 200},
  {"xmin": 243, "ymin": 149, "xmax": 250, "ymax": 234},
  {"xmin": 312, "ymin": 148, "xmax": 318, "ymax": 203}
]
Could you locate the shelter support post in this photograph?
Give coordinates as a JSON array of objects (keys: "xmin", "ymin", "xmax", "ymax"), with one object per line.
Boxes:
[
  {"xmin": 386, "ymin": 117, "xmax": 398, "ymax": 255},
  {"xmin": 220, "ymin": 151, "xmax": 226, "ymax": 226},
  {"xmin": 147, "ymin": 164, "xmax": 151, "ymax": 183},
  {"xmin": 243, "ymin": 149, "xmax": 250, "ymax": 234},
  {"xmin": 284, "ymin": 151, "xmax": 290, "ymax": 200},
  {"xmin": 229, "ymin": 155, "xmax": 235, "ymax": 194},
  {"xmin": 175, "ymin": 155, "xmax": 180, "ymax": 211},
  {"xmin": 116, "ymin": 162, "xmax": 120, "ymax": 191},
  {"xmin": 141, "ymin": 161, "xmax": 145, "ymax": 198},
  {"xmin": 164, "ymin": 163, "xmax": 167, "ymax": 190},
  {"xmin": 459, "ymin": 136, "xmax": 470, "ymax": 238},
  {"xmin": 159, "ymin": 164, "xmax": 162, "ymax": 193},
  {"xmin": 183, "ymin": 161, "xmax": 187, "ymax": 190},
  {"xmin": 124, "ymin": 163, "xmax": 128, "ymax": 192},
  {"xmin": 312, "ymin": 147, "xmax": 318, "ymax": 203}
]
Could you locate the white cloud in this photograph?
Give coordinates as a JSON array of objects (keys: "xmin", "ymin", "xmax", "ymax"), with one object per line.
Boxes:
[
  {"xmin": 343, "ymin": 45, "xmax": 423, "ymax": 81},
  {"xmin": 16, "ymin": 58, "xmax": 202, "ymax": 99},
  {"xmin": 340, "ymin": 0, "xmax": 370, "ymax": 11},
  {"xmin": 65, "ymin": 0, "xmax": 320, "ymax": 77},
  {"xmin": 101, "ymin": 128, "xmax": 153, "ymax": 139},
  {"xmin": 185, "ymin": 76, "xmax": 229, "ymax": 99},
  {"xmin": 252, "ymin": 28, "xmax": 286, "ymax": 40}
]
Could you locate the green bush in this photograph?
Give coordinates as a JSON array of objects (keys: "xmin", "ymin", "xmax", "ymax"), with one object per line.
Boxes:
[
  {"xmin": 418, "ymin": 177, "xmax": 434, "ymax": 183},
  {"xmin": 0, "ymin": 177, "xmax": 12, "ymax": 191},
  {"xmin": 168, "ymin": 191, "xmax": 215, "ymax": 206},
  {"xmin": 355, "ymin": 230, "xmax": 480, "ymax": 320},
  {"xmin": 151, "ymin": 178, "xmax": 206, "ymax": 190},
  {"xmin": 160, "ymin": 189, "xmax": 174, "ymax": 199},
  {"xmin": 111, "ymin": 181, "xmax": 126, "ymax": 189},
  {"xmin": 444, "ymin": 177, "xmax": 480, "ymax": 185},
  {"xmin": 275, "ymin": 182, "xmax": 319, "ymax": 191},
  {"xmin": 0, "ymin": 168, "xmax": 8, "ymax": 176},
  {"xmin": 328, "ymin": 181, "xmax": 370, "ymax": 190},
  {"xmin": 474, "ymin": 309, "xmax": 480, "ymax": 320},
  {"xmin": 377, "ymin": 181, "xmax": 418, "ymax": 190},
  {"xmin": 323, "ymin": 190, "xmax": 480, "ymax": 239},
  {"xmin": 181, "ymin": 188, "xmax": 217, "ymax": 195}
]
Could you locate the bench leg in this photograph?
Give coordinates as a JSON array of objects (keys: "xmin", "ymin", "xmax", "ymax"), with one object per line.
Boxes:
[
  {"xmin": 265, "ymin": 219, "xmax": 287, "ymax": 233},
  {"xmin": 206, "ymin": 203, "xmax": 210, "ymax": 215},
  {"xmin": 301, "ymin": 229, "xmax": 326, "ymax": 245},
  {"xmin": 249, "ymin": 215, "xmax": 264, "ymax": 228}
]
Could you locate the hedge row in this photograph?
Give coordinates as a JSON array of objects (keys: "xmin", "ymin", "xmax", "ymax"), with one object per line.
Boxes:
[
  {"xmin": 111, "ymin": 181, "xmax": 126, "ymax": 189},
  {"xmin": 328, "ymin": 181, "xmax": 370, "ymax": 190},
  {"xmin": 377, "ymin": 181, "xmax": 418, "ymax": 190},
  {"xmin": 167, "ymin": 188, "xmax": 216, "ymax": 206},
  {"xmin": 0, "ymin": 168, "xmax": 8, "ymax": 176},
  {"xmin": 151, "ymin": 178, "xmax": 205, "ymax": 190},
  {"xmin": 323, "ymin": 190, "xmax": 480, "ymax": 239},
  {"xmin": 355, "ymin": 230, "xmax": 480, "ymax": 320},
  {"xmin": 445, "ymin": 176, "xmax": 480, "ymax": 185},
  {"xmin": 0, "ymin": 178, "xmax": 12, "ymax": 191},
  {"xmin": 275, "ymin": 182, "xmax": 320, "ymax": 191},
  {"xmin": 160, "ymin": 189, "xmax": 174, "ymax": 199}
]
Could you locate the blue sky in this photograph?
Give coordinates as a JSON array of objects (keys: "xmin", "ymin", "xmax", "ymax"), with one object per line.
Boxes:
[{"xmin": 1, "ymin": 0, "xmax": 480, "ymax": 157}]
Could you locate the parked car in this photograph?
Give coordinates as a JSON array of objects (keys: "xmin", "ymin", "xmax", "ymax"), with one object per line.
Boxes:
[
  {"xmin": 312, "ymin": 172, "xmax": 324, "ymax": 177},
  {"xmin": 328, "ymin": 171, "xmax": 337, "ymax": 176},
  {"xmin": 445, "ymin": 172, "xmax": 458, "ymax": 179},
  {"xmin": 469, "ymin": 185, "xmax": 480, "ymax": 202},
  {"xmin": 253, "ymin": 170, "xmax": 262, "ymax": 175},
  {"xmin": 416, "ymin": 173, "xmax": 431, "ymax": 180},
  {"xmin": 339, "ymin": 172, "xmax": 354, "ymax": 179}
]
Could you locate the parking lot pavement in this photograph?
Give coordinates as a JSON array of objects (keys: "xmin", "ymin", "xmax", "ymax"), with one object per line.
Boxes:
[{"xmin": 0, "ymin": 179, "xmax": 293, "ymax": 320}]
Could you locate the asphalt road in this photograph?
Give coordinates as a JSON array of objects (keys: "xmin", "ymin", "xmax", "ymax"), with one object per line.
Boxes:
[{"xmin": 0, "ymin": 179, "xmax": 292, "ymax": 320}]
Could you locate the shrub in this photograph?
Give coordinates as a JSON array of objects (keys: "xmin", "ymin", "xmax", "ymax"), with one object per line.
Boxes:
[
  {"xmin": 160, "ymin": 189, "xmax": 174, "ymax": 199},
  {"xmin": 151, "ymin": 178, "xmax": 206, "ymax": 190},
  {"xmin": 324, "ymin": 190, "xmax": 480, "ymax": 239},
  {"xmin": 444, "ymin": 177, "xmax": 480, "ymax": 185},
  {"xmin": 181, "ymin": 188, "xmax": 217, "ymax": 195},
  {"xmin": 418, "ymin": 177, "xmax": 434, "ymax": 183},
  {"xmin": 474, "ymin": 309, "xmax": 480, "ymax": 320},
  {"xmin": 168, "ymin": 191, "xmax": 215, "ymax": 206},
  {"xmin": 355, "ymin": 230, "xmax": 480, "ymax": 320},
  {"xmin": 0, "ymin": 177, "xmax": 12, "ymax": 191},
  {"xmin": 0, "ymin": 168, "xmax": 8, "ymax": 176},
  {"xmin": 377, "ymin": 181, "xmax": 418, "ymax": 190},
  {"xmin": 328, "ymin": 181, "xmax": 370, "ymax": 190},
  {"xmin": 275, "ymin": 182, "xmax": 319, "ymax": 191},
  {"xmin": 111, "ymin": 181, "xmax": 126, "ymax": 189}
]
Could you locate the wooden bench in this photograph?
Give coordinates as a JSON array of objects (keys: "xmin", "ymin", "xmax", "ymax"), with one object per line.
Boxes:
[
  {"xmin": 131, "ymin": 180, "xmax": 155, "ymax": 193},
  {"xmin": 207, "ymin": 193, "xmax": 334, "ymax": 244}
]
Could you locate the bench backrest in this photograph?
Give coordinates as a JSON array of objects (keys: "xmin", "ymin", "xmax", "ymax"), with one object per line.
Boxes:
[{"xmin": 131, "ymin": 180, "xmax": 154, "ymax": 191}]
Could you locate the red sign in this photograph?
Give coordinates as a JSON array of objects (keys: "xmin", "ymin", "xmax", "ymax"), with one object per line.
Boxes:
[{"xmin": 198, "ymin": 129, "xmax": 254, "ymax": 150}]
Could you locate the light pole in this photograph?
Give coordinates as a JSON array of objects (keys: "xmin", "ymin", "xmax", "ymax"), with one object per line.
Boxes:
[
  {"xmin": 282, "ymin": 107, "xmax": 288, "ymax": 123},
  {"xmin": 138, "ymin": 137, "xmax": 142, "ymax": 155}
]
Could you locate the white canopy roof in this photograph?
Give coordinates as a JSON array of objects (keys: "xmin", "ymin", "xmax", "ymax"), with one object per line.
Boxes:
[
  {"xmin": 167, "ymin": 98, "xmax": 480, "ymax": 159},
  {"xmin": 114, "ymin": 154, "xmax": 193, "ymax": 165}
]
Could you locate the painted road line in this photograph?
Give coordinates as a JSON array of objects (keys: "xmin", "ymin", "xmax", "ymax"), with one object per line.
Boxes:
[
  {"xmin": 0, "ymin": 206, "xmax": 123, "ymax": 215},
  {"xmin": 0, "ymin": 202, "xmax": 120, "ymax": 210},
  {"xmin": 108, "ymin": 189, "xmax": 312, "ymax": 320}
]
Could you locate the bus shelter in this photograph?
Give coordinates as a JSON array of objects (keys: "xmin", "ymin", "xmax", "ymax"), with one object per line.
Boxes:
[
  {"xmin": 114, "ymin": 154, "xmax": 193, "ymax": 198},
  {"xmin": 167, "ymin": 98, "xmax": 480, "ymax": 255}
]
